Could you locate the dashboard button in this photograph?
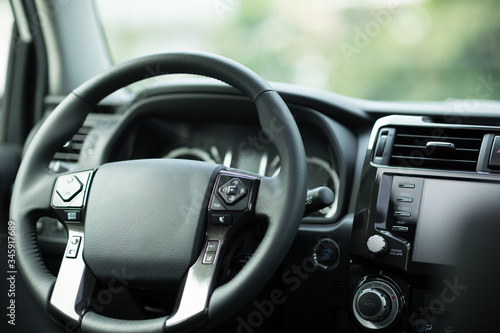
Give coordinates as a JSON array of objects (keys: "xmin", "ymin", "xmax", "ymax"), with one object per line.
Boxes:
[
  {"xmin": 398, "ymin": 183, "xmax": 415, "ymax": 189},
  {"xmin": 312, "ymin": 238, "xmax": 340, "ymax": 270},
  {"xmin": 394, "ymin": 211, "xmax": 411, "ymax": 217}
]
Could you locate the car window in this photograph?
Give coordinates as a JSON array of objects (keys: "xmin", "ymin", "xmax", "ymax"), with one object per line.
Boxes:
[
  {"xmin": 96, "ymin": 0, "xmax": 500, "ymax": 102},
  {"xmin": 0, "ymin": 0, "xmax": 13, "ymax": 107}
]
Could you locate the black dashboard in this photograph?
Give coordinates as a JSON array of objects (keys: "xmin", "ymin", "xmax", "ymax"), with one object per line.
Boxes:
[{"xmin": 36, "ymin": 81, "xmax": 500, "ymax": 332}]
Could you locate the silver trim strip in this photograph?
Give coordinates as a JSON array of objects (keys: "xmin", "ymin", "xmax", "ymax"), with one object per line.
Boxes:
[{"xmin": 50, "ymin": 227, "xmax": 95, "ymax": 322}]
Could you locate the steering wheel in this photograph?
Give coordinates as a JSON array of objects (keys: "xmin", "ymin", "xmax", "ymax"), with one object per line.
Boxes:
[{"xmin": 10, "ymin": 52, "xmax": 307, "ymax": 333}]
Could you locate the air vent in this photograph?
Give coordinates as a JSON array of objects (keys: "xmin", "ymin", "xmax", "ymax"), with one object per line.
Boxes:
[
  {"xmin": 53, "ymin": 126, "xmax": 92, "ymax": 163},
  {"xmin": 387, "ymin": 127, "xmax": 483, "ymax": 171}
]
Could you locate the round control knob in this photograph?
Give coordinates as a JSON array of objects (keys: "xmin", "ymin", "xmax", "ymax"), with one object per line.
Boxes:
[
  {"xmin": 356, "ymin": 288, "xmax": 391, "ymax": 322},
  {"xmin": 367, "ymin": 235, "xmax": 387, "ymax": 256},
  {"xmin": 352, "ymin": 280, "xmax": 401, "ymax": 330}
]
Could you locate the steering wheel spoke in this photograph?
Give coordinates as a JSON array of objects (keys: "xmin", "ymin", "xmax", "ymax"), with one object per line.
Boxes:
[
  {"xmin": 164, "ymin": 238, "xmax": 223, "ymax": 331},
  {"xmin": 50, "ymin": 227, "xmax": 96, "ymax": 324},
  {"xmin": 49, "ymin": 170, "xmax": 96, "ymax": 324},
  {"xmin": 164, "ymin": 169, "xmax": 261, "ymax": 330}
]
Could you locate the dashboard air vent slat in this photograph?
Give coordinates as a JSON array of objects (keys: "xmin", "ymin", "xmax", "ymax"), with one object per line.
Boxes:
[
  {"xmin": 53, "ymin": 126, "xmax": 92, "ymax": 163},
  {"xmin": 388, "ymin": 127, "xmax": 483, "ymax": 171}
]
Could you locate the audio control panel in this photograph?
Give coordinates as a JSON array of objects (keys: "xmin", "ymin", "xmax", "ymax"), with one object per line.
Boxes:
[{"xmin": 386, "ymin": 176, "xmax": 424, "ymax": 236}]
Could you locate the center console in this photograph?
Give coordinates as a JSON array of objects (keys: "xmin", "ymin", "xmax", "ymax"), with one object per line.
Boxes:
[{"xmin": 349, "ymin": 115, "xmax": 500, "ymax": 332}]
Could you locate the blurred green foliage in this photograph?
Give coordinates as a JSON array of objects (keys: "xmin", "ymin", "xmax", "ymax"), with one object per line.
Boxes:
[{"xmin": 100, "ymin": 0, "xmax": 500, "ymax": 101}]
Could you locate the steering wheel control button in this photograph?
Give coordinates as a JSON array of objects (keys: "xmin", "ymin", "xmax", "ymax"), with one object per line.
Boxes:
[
  {"xmin": 64, "ymin": 210, "xmax": 81, "ymax": 222},
  {"xmin": 206, "ymin": 240, "xmax": 219, "ymax": 252},
  {"xmin": 52, "ymin": 171, "xmax": 92, "ymax": 208},
  {"xmin": 211, "ymin": 214, "xmax": 233, "ymax": 226},
  {"xmin": 202, "ymin": 240, "xmax": 219, "ymax": 265},
  {"xmin": 56, "ymin": 175, "xmax": 83, "ymax": 202},
  {"xmin": 218, "ymin": 178, "xmax": 248, "ymax": 205},
  {"xmin": 210, "ymin": 196, "xmax": 226, "ymax": 211},
  {"xmin": 202, "ymin": 252, "xmax": 216, "ymax": 265},
  {"xmin": 66, "ymin": 236, "xmax": 82, "ymax": 259},
  {"xmin": 227, "ymin": 186, "xmax": 238, "ymax": 195},
  {"xmin": 367, "ymin": 235, "xmax": 388, "ymax": 256}
]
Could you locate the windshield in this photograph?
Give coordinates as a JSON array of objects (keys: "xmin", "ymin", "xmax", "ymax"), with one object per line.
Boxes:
[{"xmin": 96, "ymin": 0, "xmax": 500, "ymax": 101}]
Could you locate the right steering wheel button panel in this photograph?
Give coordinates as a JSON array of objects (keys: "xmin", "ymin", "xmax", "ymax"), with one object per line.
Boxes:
[{"xmin": 218, "ymin": 178, "xmax": 248, "ymax": 204}]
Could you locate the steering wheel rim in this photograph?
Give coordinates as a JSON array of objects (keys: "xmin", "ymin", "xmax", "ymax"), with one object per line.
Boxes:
[{"xmin": 10, "ymin": 52, "xmax": 307, "ymax": 332}]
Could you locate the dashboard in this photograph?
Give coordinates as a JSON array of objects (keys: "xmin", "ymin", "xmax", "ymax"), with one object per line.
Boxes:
[
  {"xmin": 35, "ymin": 81, "xmax": 500, "ymax": 332},
  {"xmin": 109, "ymin": 118, "xmax": 339, "ymax": 218}
]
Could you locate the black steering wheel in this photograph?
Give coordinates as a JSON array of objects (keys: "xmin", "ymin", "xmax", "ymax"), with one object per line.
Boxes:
[{"xmin": 10, "ymin": 52, "xmax": 307, "ymax": 333}]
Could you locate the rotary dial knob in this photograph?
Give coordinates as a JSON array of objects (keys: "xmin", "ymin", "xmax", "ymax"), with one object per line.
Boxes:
[{"xmin": 367, "ymin": 235, "xmax": 387, "ymax": 256}]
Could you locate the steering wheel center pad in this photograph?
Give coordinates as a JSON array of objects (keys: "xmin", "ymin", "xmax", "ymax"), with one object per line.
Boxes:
[{"xmin": 84, "ymin": 159, "xmax": 223, "ymax": 288}]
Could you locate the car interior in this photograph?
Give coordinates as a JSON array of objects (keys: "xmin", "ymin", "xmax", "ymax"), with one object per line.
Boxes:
[{"xmin": 1, "ymin": 0, "xmax": 499, "ymax": 332}]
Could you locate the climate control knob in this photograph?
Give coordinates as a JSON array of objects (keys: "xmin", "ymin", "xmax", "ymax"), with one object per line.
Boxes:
[
  {"xmin": 356, "ymin": 288, "xmax": 391, "ymax": 321},
  {"xmin": 352, "ymin": 280, "xmax": 400, "ymax": 330}
]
